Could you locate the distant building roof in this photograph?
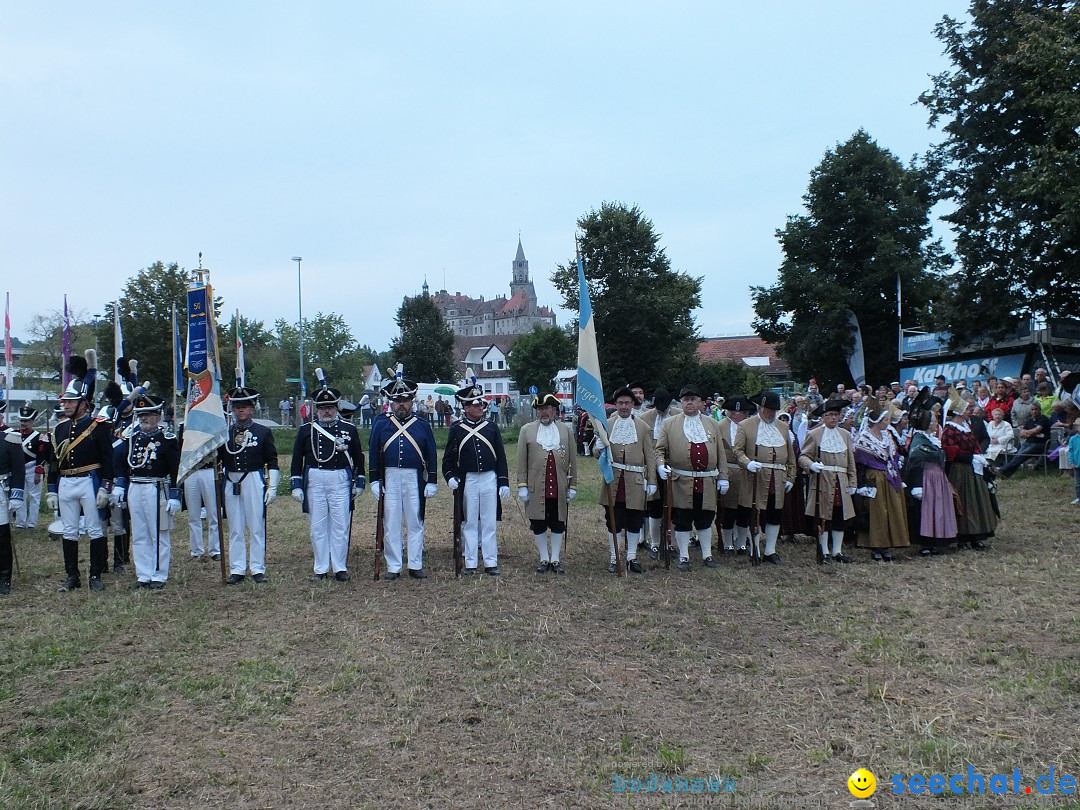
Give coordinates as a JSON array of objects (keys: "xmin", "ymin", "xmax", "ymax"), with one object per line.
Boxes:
[{"xmin": 696, "ymin": 335, "xmax": 789, "ymax": 376}]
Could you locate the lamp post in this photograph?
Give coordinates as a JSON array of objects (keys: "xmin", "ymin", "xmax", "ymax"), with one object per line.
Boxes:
[{"xmin": 292, "ymin": 256, "xmax": 306, "ymax": 399}]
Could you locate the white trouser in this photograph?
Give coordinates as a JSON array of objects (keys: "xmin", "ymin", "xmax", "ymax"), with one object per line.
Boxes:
[
  {"xmin": 0, "ymin": 485, "xmax": 9, "ymax": 527},
  {"xmin": 224, "ymin": 471, "xmax": 266, "ymax": 575},
  {"xmin": 16, "ymin": 460, "xmax": 42, "ymax": 527},
  {"xmin": 58, "ymin": 476, "xmax": 104, "ymax": 541},
  {"xmin": 129, "ymin": 482, "xmax": 172, "ymax": 583},
  {"xmin": 462, "ymin": 470, "xmax": 498, "ymax": 568},
  {"xmin": 382, "ymin": 467, "xmax": 424, "ymax": 573},
  {"xmin": 308, "ymin": 468, "xmax": 351, "ymax": 574},
  {"xmin": 185, "ymin": 467, "xmax": 220, "ymax": 556}
]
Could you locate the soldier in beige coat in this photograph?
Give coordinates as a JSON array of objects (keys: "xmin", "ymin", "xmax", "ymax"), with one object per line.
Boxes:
[
  {"xmin": 655, "ymin": 385, "xmax": 729, "ymax": 571},
  {"xmin": 798, "ymin": 398, "xmax": 857, "ymax": 564},
  {"xmin": 637, "ymin": 388, "xmax": 680, "ymax": 557},
  {"xmin": 516, "ymin": 394, "xmax": 578, "ymax": 574},
  {"xmin": 594, "ymin": 387, "xmax": 656, "ymax": 574},
  {"xmin": 733, "ymin": 391, "xmax": 796, "ymax": 565},
  {"xmin": 715, "ymin": 395, "xmax": 754, "ymax": 555}
]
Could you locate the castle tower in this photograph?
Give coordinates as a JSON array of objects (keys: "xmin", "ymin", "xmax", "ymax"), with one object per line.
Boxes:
[{"xmin": 509, "ymin": 237, "xmax": 536, "ymax": 303}]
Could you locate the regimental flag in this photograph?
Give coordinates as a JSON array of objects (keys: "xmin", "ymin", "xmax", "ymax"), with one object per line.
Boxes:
[
  {"xmin": 846, "ymin": 310, "xmax": 867, "ymax": 388},
  {"xmin": 574, "ymin": 245, "xmax": 614, "ymax": 484},
  {"xmin": 4, "ymin": 292, "xmax": 13, "ymax": 394},
  {"xmin": 62, "ymin": 295, "xmax": 72, "ymax": 389},
  {"xmin": 234, "ymin": 309, "xmax": 245, "ymax": 388},
  {"xmin": 113, "ymin": 301, "xmax": 124, "ymax": 383},
  {"xmin": 177, "ymin": 282, "xmax": 229, "ymax": 483}
]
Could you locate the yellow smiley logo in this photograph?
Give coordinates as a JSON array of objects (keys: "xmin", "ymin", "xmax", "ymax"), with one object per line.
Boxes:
[{"xmin": 848, "ymin": 768, "xmax": 877, "ymax": 798}]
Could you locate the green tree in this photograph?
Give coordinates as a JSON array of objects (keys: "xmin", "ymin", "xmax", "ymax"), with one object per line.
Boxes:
[
  {"xmin": 920, "ymin": 0, "xmax": 1080, "ymax": 344},
  {"xmin": 389, "ymin": 293, "xmax": 457, "ymax": 383},
  {"xmin": 99, "ymin": 262, "xmax": 199, "ymax": 396},
  {"xmin": 272, "ymin": 313, "xmax": 365, "ymax": 398},
  {"xmin": 507, "ymin": 324, "xmax": 575, "ymax": 393},
  {"xmin": 674, "ymin": 358, "xmax": 769, "ymax": 402},
  {"xmin": 751, "ymin": 130, "xmax": 949, "ymax": 388},
  {"xmin": 18, "ymin": 307, "xmax": 98, "ymax": 389},
  {"xmin": 551, "ymin": 202, "xmax": 702, "ymax": 393},
  {"xmin": 219, "ymin": 315, "xmax": 274, "ymax": 391}
]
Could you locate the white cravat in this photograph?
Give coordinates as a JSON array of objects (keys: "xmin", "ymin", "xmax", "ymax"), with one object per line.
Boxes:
[
  {"xmin": 819, "ymin": 426, "xmax": 846, "ymax": 454},
  {"xmin": 537, "ymin": 421, "xmax": 561, "ymax": 451},
  {"xmin": 682, "ymin": 414, "xmax": 708, "ymax": 444},
  {"xmin": 756, "ymin": 418, "xmax": 785, "ymax": 448},
  {"xmin": 609, "ymin": 415, "xmax": 638, "ymax": 445}
]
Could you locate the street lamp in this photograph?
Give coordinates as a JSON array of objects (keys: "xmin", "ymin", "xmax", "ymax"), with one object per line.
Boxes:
[{"xmin": 292, "ymin": 256, "xmax": 306, "ymax": 399}]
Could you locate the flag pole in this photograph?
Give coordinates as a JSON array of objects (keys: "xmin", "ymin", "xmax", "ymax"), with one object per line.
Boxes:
[{"xmin": 171, "ymin": 303, "xmax": 179, "ymax": 429}]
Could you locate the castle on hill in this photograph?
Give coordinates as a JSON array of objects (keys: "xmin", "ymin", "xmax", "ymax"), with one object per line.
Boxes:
[{"xmin": 426, "ymin": 239, "xmax": 556, "ymax": 337}]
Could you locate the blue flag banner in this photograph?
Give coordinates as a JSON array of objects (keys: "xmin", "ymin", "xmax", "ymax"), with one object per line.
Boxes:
[
  {"xmin": 575, "ymin": 249, "xmax": 614, "ymax": 484},
  {"xmin": 178, "ymin": 283, "xmax": 228, "ymax": 483},
  {"xmin": 173, "ymin": 305, "xmax": 184, "ymax": 396}
]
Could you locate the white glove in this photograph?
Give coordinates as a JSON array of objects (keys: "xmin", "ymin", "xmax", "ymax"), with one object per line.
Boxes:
[
  {"xmin": 96, "ymin": 487, "xmax": 110, "ymax": 509},
  {"xmin": 518, "ymin": 486, "xmax": 529, "ymax": 503},
  {"xmin": 848, "ymin": 486, "xmax": 857, "ymax": 496},
  {"xmin": 292, "ymin": 488, "xmax": 304, "ymax": 504},
  {"xmin": 265, "ymin": 469, "xmax": 281, "ymax": 504},
  {"xmin": 47, "ymin": 493, "xmax": 59, "ymax": 512},
  {"xmin": 911, "ymin": 487, "xmax": 924, "ymax": 500},
  {"xmin": 856, "ymin": 486, "xmax": 877, "ymax": 499},
  {"xmin": 717, "ymin": 479, "xmax": 729, "ymax": 495},
  {"xmin": 499, "ymin": 485, "xmax": 510, "ymax": 500},
  {"xmin": 746, "ymin": 460, "xmax": 762, "ymax": 473},
  {"xmin": 567, "ymin": 488, "xmax": 576, "ymax": 501},
  {"xmin": 809, "ymin": 461, "xmax": 824, "ymax": 473},
  {"xmin": 166, "ymin": 498, "xmax": 182, "ymax": 515},
  {"xmin": 447, "ymin": 477, "xmax": 460, "ymax": 490},
  {"xmin": 657, "ymin": 464, "xmax": 671, "ymax": 480},
  {"xmin": 646, "ymin": 484, "xmax": 657, "ymax": 497},
  {"xmin": 784, "ymin": 480, "xmax": 793, "ymax": 493},
  {"xmin": 592, "ymin": 441, "xmax": 605, "ymax": 457},
  {"xmin": 424, "ymin": 483, "xmax": 438, "ymax": 498},
  {"xmin": 371, "ymin": 481, "xmax": 381, "ymax": 500},
  {"xmin": 111, "ymin": 487, "xmax": 126, "ymax": 507},
  {"xmin": 972, "ymin": 454, "xmax": 987, "ymax": 476}
]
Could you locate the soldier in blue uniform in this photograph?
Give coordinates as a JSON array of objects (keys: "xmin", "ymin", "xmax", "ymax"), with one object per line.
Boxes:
[
  {"xmin": 113, "ymin": 395, "xmax": 181, "ymax": 589},
  {"xmin": 0, "ymin": 400, "xmax": 27, "ymax": 594},
  {"xmin": 290, "ymin": 373, "xmax": 365, "ymax": 581},
  {"xmin": 443, "ymin": 383, "xmax": 510, "ymax": 575},
  {"xmin": 368, "ymin": 378, "xmax": 438, "ymax": 580},
  {"xmin": 14, "ymin": 404, "xmax": 47, "ymax": 530},
  {"xmin": 48, "ymin": 350, "xmax": 114, "ymax": 592},
  {"xmin": 219, "ymin": 387, "xmax": 280, "ymax": 585}
]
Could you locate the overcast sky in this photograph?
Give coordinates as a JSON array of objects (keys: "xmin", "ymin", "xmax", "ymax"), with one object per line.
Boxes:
[{"xmin": 2, "ymin": 1, "xmax": 967, "ymax": 349}]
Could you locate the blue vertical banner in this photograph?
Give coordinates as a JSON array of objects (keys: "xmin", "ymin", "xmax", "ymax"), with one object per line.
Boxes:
[
  {"xmin": 575, "ymin": 246, "xmax": 614, "ymax": 484},
  {"xmin": 177, "ymin": 283, "xmax": 229, "ymax": 483}
]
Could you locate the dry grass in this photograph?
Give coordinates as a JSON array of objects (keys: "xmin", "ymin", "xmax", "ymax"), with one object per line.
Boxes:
[{"xmin": 2, "ymin": 445, "xmax": 1079, "ymax": 809}]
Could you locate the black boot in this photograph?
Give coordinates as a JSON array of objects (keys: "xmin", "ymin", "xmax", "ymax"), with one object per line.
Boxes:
[
  {"xmin": 0, "ymin": 523, "xmax": 12, "ymax": 595},
  {"xmin": 88, "ymin": 536, "xmax": 107, "ymax": 591},
  {"xmin": 59, "ymin": 540, "xmax": 81, "ymax": 592}
]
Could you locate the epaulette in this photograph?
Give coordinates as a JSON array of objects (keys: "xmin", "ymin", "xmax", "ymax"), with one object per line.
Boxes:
[
  {"xmin": 95, "ymin": 416, "xmax": 110, "ymax": 424},
  {"xmin": 164, "ymin": 431, "xmax": 177, "ymax": 440},
  {"xmin": 4, "ymin": 431, "xmax": 22, "ymax": 445}
]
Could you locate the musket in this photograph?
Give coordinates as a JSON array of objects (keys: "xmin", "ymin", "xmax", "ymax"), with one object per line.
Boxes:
[
  {"xmin": 605, "ymin": 486, "xmax": 624, "ymax": 577},
  {"xmin": 662, "ymin": 477, "xmax": 673, "ymax": 570},
  {"xmin": 373, "ymin": 471, "xmax": 386, "ymax": 581},
  {"xmin": 452, "ymin": 482, "xmax": 464, "ymax": 578},
  {"xmin": 815, "ymin": 460, "xmax": 827, "ymax": 565},
  {"xmin": 749, "ymin": 469, "xmax": 762, "ymax": 567},
  {"xmin": 214, "ymin": 460, "xmax": 227, "ymax": 583}
]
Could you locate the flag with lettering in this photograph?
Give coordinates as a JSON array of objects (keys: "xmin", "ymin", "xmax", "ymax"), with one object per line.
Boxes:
[
  {"xmin": 177, "ymin": 283, "xmax": 228, "ymax": 483},
  {"xmin": 574, "ymin": 246, "xmax": 613, "ymax": 484}
]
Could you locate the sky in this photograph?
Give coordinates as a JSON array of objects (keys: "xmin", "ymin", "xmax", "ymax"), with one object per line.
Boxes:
[{"xmin": 1, "ymin": 1, "xmax": 969, "ymax": 350}]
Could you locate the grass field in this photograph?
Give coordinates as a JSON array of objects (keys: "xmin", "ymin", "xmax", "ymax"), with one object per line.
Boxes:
[{"xmin": 2, "ymin": 441, "xmax": 1078, "ymax": 809}]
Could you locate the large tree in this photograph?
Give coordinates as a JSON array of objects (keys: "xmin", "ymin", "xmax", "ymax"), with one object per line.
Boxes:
[
  {"xmin": 389, "ymin": 293, "xmax": 457, "ymax": 383},
  {"xmin": 272, "ymin": 313, "xmax": 366, "ymax": 399},
  {"xmin": 920, "ymin": 0, "xmax": 1080, "ymax": 344},
  {"xmin": 507, "ymin": 324, "xmax": 575, "ymax": 394},
  {"xmin": 751, "ymin": 130, "xmax": 949, "ymax": 388},
  {"xmin": 551, "ymin": 202, "xmax": 702, "ymax": 393}
]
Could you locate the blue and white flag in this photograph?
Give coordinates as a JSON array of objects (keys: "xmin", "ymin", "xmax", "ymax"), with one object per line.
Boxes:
[
  {"xmin": 178, "ymin": 283, "xmax": 229, "ymax": 483},
  {"xmin": 575, "ymin": 246, "xmax": 613, "ymax": 484}
]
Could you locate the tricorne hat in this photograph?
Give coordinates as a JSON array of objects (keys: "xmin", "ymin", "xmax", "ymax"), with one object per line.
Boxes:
[
  {"xmin": 533, "ymin": 392, "xmax": 559, "ymax": 409},
  {"xmin": 610, "ymin": 386, "xmax": 637, "ymax": 404},
  {"xmin": 724, "ymin": 395, "xmax": 753, "ymax": 414},
  {"xmin": 750, "ymin": 391, "xmax": 782, "ymax": 411},
  {"xmin": 678, "ymin": 384, "xmax": 705, "ymax": 400}
]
